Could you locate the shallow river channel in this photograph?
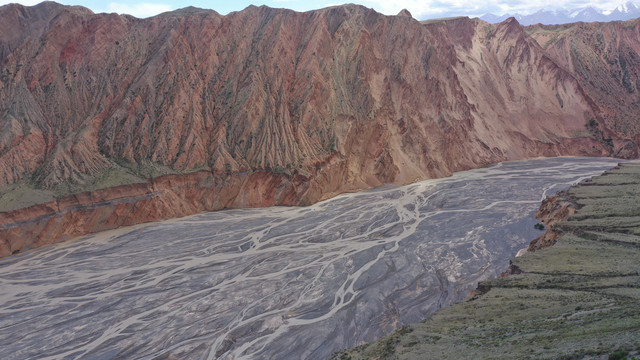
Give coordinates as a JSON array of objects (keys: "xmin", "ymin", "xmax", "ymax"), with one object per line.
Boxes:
[{"xmin": 0, "ymin": 157, "xmax": 623, "ymax": 359}]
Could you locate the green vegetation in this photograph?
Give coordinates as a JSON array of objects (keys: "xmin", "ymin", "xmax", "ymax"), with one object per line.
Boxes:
[
  {"xmin": 485, "ymin": 26, "xmax": 495, "ymax": 40},
  {"xmin": 0, "ymin": 182, "xmax": 55, "ymax": 212},
  {"xmin": 609, "ymin": 349, "xmax": 630, "ymax": 360},
  {"xmin": 0, "ymin": 163, "xmax": 149, "ymax": 212},
  {"xmin": 334, "ymin": 163, "xmax": 640, "ymax": 360},
  {"xmin": 525, "ymin": 24, "xmax": 574, "ymax": 37},
  {"xmin": 0, "ymin": 156, "xmax": 220, "ymax": 212},
  {"xmin": 51, "ymin": 166, "xmax": 146, "ymax": 198},
  {"xmin": 420, "ymin": 16, "xmax": 468, "ymax": 25}
]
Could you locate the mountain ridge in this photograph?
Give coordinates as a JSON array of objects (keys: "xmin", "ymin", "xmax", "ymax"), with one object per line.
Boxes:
[
  {"xmin": 1, "ymin": 2, "xmax": 640, "ymax": 255},
  {"xmin": 481, "ymin": 1, "xmax": 640, "ymax": 25}
]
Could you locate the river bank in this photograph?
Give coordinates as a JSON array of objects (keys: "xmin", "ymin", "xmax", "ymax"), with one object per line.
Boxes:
[
  {"xmin": 335, "ymin": 162, "xmax": 640, "ymax": 359},
  {"xmin": 0, "ymin": 157, "xmax": 621, "ymax": 359}
]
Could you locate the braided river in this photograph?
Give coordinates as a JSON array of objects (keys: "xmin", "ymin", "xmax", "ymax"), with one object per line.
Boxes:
[{"xmin": 0, "ymin": 157, "xmax": 622, "ymax": 359}]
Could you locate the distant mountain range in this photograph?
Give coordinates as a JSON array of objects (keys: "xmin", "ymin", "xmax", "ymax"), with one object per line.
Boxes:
[{"xmin": 481, "ymin": 1, "xmax": 640, "ymax": 25}]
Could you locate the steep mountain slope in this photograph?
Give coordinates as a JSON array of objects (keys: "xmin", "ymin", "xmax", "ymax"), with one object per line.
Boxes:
[
  {"xmin": 0, "ymin": 2, "xmax": 638, "ymax": 255},
  {"xmin": 527, "ymin": 19, "xmax": 640, "ymax": 157}
]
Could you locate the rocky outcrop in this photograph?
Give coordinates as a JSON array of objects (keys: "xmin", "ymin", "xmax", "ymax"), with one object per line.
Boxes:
[
  {"xmin": 527, "ymin": 190, "xmax": 577, "ymax": 250},
  {"xmin": 2, "ymin": 3, "xmax": 640, "ymax": 255}
]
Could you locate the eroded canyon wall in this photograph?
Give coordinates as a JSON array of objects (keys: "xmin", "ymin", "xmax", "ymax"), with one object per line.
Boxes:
[{"xmin": 1, "ymin": 3, "xmax": 639, "ymax": 255}]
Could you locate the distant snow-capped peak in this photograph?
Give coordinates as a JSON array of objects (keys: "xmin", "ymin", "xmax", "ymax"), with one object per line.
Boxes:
[
  {"xmin": 603, "ymin": 1, "xmax": 635, "ymax": 14},
  {"xmin": 482, "ymin": 1, "xmax": 640, "ymax": 25}
]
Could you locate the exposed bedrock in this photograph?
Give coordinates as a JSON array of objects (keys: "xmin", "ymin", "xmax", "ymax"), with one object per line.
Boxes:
[{"xmin": 2, "ymin": 2, "xmax": 640, "ymax": 254}]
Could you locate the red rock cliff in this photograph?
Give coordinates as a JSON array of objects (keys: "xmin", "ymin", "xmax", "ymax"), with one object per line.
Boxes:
[{"xmin": 0, "ymin": 3, "xmax": 638, "ymax": 256}]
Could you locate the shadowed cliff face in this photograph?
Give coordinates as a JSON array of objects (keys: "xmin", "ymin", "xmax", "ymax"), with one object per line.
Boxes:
[{"xmin": 0, "ymin": 3, "xmax": 639, "ymax": 254}]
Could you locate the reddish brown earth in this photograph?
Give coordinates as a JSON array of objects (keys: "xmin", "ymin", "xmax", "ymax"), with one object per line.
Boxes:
[
  {"xmin": 0, "ymin": 167, "xmax": 343, "ymax": 255},
  {"xmin": 1, "ymin": 2, "xmax": 639, "ymax": 256},
  {"xmin": 527, "ymin": 190, "xmax": 577, "ymax": 251}
]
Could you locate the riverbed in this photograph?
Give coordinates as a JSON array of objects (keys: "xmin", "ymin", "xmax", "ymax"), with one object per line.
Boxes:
[{"xmin": 0, "ymin": 157, "xmax": 622, "ymax": 359}]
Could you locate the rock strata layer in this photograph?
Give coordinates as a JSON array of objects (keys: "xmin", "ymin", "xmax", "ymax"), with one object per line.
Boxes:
[
  {"xmin": 2, "ymin": 3, "xmax": 640, "ymax": 255},
  {"xmin": 526, "ymin": 190, "xmax": 576, "ymax": 250}
]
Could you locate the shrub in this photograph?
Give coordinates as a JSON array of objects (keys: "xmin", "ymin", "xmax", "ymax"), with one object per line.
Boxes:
[{"xmin": 609, "ymin": 349, "xmax": 629, "ymax": 360}]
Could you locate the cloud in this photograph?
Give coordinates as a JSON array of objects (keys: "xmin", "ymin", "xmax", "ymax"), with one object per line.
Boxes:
[
  {"xmin": 362, "ymin": 0, "xmax": 630, "ymax": 18},
  {"xmin": 0, "ymin": 0, "xmax": 43, "ymax": 5},
  {"xmin": 107, "ymin": 2, "xmax": 173, "ymax": 18}
]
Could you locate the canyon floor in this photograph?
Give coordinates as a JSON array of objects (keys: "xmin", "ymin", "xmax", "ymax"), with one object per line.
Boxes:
[
  {"xmin": 0, "ymin": 157, "xmax": 622, "ymax": 360},
  {"xmin": 336, "ymin": 162, "xmax": 640, "ymax": 360}
]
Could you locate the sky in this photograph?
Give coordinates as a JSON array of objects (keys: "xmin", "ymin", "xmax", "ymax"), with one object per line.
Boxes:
[{"xmin": 0, "ymin": 0, "xmax": 632, "ymax": 19}]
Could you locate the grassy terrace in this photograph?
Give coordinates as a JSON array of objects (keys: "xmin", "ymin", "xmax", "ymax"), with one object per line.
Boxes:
[
  {"xmin": 334, "ymin": 163, "xmax": 640, "ymax": 360},
  {"xmin": 420, "ymin": 16, "xmax": 468, "ymax": 25},
  {"xmin": 0, "ymin": 161, "xmax": 185, "ymax": 212}
]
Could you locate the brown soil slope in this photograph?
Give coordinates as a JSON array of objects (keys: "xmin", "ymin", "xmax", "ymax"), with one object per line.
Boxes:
[
  {"xmin": 1, "ymin": 3, "xmax": 639, "ymax": 255},
  {"xmin": 528, "ymin": 19, "xmax": 640, "ymax": 158}
]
